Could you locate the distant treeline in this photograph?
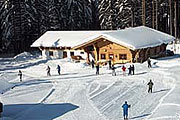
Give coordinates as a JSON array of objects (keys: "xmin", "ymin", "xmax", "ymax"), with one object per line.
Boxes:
[{"xmin": 0, "ymin": 0, "xmax": 179, "ymax": 56}]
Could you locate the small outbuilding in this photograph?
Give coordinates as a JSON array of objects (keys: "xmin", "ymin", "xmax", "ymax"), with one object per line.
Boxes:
[{"xmin": 73, "ymin": 26, "xmax": 175, "ymax": 63}]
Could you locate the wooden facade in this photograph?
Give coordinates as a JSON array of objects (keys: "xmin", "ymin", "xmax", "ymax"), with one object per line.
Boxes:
[
  {"xmin": 74, "ymin": 37, "xmax": 167, "ymax": 64},
  {"xmin": 133, "ymin": 44, "xmax": 167, "ymax": 63}
]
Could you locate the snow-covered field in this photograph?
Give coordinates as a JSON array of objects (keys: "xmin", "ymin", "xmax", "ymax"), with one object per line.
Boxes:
[{"xmin": 0, "ymin": 53, "xmax": 180, "ymax": 120}]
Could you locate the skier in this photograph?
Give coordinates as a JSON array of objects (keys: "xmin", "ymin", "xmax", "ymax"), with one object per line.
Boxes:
[
  {"xmin": 46, "ymin": 66, "xmax": 51, "ymax": 76},
  {"xmin": 96, "ymin": 63, "xmax": 99, "ymax": 75},
  {"xmin": 147, "ymin": 58, "xmax": 152, "ymax": 68},
  {"xmin": 112, "ymin": 64, "xmax": 116, "ymax": 76},
  {"xmin": 57, "ymin": 65, "xmax": 61, "ymax": 75},
  {"xmin": 91, "ymin": 59, "xmax": 95, "ymax": 68},
  {"xmin": 128, "ymin": 65, "xmax": 132, "ymax": 75},
  {"xmin": 18, "ymin": 70, "xmax": 22, "ymax": 82},
  {"xmin": 108, "ymin": 59, "xmax": 112, "ymax": 70},
  {"xmin": 131, "ymin": 64, "xmax": 135, "ymax": 75},
  {"xmin": 122, "ymin": 101, "xmax": 131, "ymax": 120},
  {"xmin": 122, "ymin": 65, "xmax": 126, "ymax": 76},
  {"xmin": 147, "ymin": 79, "xmax": 154, "ymax": 93}
]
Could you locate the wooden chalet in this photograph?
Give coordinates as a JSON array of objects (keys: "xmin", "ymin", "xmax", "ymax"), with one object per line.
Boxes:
[{"xmin": 73, "ymin": 26, "xmax": 175, "ymax": 64}]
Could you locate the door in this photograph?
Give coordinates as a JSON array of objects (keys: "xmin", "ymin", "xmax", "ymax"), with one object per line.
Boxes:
[
  {"xmin": 109, "ymin": 54, "xmax": 114, "ymax": 60},
  {"xmin": 63, "ymin": 51, "xmax": 67, "ymax": 58}
]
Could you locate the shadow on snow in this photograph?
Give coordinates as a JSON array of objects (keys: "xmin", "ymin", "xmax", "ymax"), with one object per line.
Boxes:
[
  {"xmin": 1, "ymin": 79, "xmax": 51, "ymax": 94},
  {"xmin": 156, "ymin": 54, "xmax": 180, "ymax": 61},
  {"xmin": 3, "ymin": 103, "xmax": 79, "ymax": 120},
  {"xmin": 131, "ymin": 113, "xmax": 150, "ymax": 119},
  {"xmin": 133, "ymin": 71, "xmax": 147, "ymax": 75},
  {"xmin": 0, "ymin": 59, "xmax": 48, "ymax": 71},
  {"xmin": 152, "ymin": 89, "xmax": 170, "ymax": 93}
]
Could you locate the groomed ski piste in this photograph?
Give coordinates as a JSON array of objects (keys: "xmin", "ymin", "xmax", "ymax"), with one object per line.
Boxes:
[{"xmin": 0, "ymin": 52, "xmax": 180, "ymax": 120}]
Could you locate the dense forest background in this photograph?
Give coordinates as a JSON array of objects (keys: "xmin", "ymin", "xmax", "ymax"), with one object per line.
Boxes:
[{"xmin": 0, "ymin": 0, "xmax": 180, "ymax": 56}]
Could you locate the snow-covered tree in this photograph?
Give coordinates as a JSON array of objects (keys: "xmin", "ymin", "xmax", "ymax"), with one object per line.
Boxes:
[
  {"xmin": 0, "ymin": 0, "xmax": 13, "ymax": 51},
  {"xmin": 99, "ymin": 0, "xmax": 118, "ymax": 29},
  {"xmin": 98, "ymin": 0, "xmax": 143, "ymax": 29},
  {"xmin": 90, "ymin": 0, "xmax": 101, "ymax": 29},
  {"xmin": 0, "ymin": 0, "xmax": 179, "ymax": 54},
  {"xmin": 0, "ymin": 0, "xmax": 39, "ymax": 53},
  {"xmin": 60, "ymin": 0, "xmax": 92, "ymax": 30}
]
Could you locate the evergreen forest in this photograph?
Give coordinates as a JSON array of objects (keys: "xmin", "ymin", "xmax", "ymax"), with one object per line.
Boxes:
[{"xmin": 0, "ymin": 0, "xmax": 179, "ymax": 56}]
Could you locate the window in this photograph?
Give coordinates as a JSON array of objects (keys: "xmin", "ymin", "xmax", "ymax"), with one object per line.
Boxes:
[
  {"xmin": 70, "ymin": 52, "xmax": 74, "ymax": 56},
  {"xmin": 80, "ymin": 52, "xmax": 84, "ymax": 54},
  {"xmin": 101, "ymin": 54, "xmax": 106, "ymax": 59},
  {"xmin": 119, "ymin": 54, "xmax": 127, "ymax": 60},
  {"xmin": 49, "ymin": 51, "xmax": 53, "ymax": 56}
]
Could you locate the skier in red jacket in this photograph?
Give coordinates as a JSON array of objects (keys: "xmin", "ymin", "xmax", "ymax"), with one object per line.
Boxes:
[{"xmin": 122, "ymin": 65, "xmax": 126, "ymax": 76}]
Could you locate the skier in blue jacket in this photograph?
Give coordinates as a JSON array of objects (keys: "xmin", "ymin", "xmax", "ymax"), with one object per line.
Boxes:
[{"xmin": 122, "ymin": 101, "xmax": 131, "ymax": 119}]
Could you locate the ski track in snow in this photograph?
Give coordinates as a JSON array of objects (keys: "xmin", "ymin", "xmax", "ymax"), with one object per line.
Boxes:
[
  {"xmin": 145, "ymin": 62, "xmax": 180, "ymax": 120},
  {"xmin": 0, "ymin": 57, "xmax": 180, "ymax": 120}
]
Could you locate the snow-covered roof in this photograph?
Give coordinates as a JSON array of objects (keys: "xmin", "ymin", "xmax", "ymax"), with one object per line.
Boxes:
[
  {"xmin": 31, "ymin": 26, "xmax": 175, "ymax": 50},
  {"xmin": 31, "ymin": 31, "xmax": 111, "ymax": 48},
  {"xmin": 74, "ymin": 26, "xmax": 175, "ymax": 50}
]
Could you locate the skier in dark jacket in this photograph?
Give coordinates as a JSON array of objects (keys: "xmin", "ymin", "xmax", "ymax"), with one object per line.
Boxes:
[
  {"xmin": 131, "ymin": 64, "xmax": 135, "ymax": 75},
  {"xmin": 91, "ymin": 59, "xmax": 95, "ymax": 68},
  {"xmin": 147, "ymin": 58, "xmax": 152, "ymax": 68},
  {"xmin": 18, "ymin": 70, "xmax": 22, "ymax": 82},
  {"xmin": 46, "ymin": 66, "xmax": 51, "ymax": 76},
  {"xmin": 112, "ymin": 65, "xmax": 116, "ymax": 76},
  {"xmin": 122, "ymin": 101, "xmax": 131, "ymax": 119},
  {"xmin": 57, "ymin": 65, "xmax": 61, "ymax": 75},
  {"xmin": 128, "ymin": 65, "xmax": 132, "ymax": 75},
  {"xmin": 108, "ymin": 59, "xmax": 112, "ymax": 70},
  {"xmin": 96, "ymin": 64, "xmax": 99, "ymax": 75},
  {"xmin": 147, "ymin": 79, "xmax": 154, "ymax": 93}
]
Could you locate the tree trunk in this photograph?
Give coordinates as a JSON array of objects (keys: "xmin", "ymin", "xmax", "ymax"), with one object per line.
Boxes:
[
  {"xmin": 131, "ymin": 9, "xmax": 134, "ymax": 27},
  {"xmin": 152, "ymin": 0, "xmax": 155, "ymax": 29},
  {"xmin": 156, "ymin": 0, "xmax": 158, "ymax": 30},
  {"xmin": 174, "ymin": 0, "xmax": 177, "ymax": 39},
  {"xmin": 142, "ymin": 0, "xmax": 146, "ymax": 26},
  {"xmin": 169, "ymin": 0, "xmax": 173, "ymax": 35}
]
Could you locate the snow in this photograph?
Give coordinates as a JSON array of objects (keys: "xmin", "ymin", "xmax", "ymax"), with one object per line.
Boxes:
[
  {"xmin": 13, "ymin": 52, "xmax": 34, "ymax": 61},
  {"xmin": 31, "ymin": 26, "xmax": 175, "ymax": 51},
  {"xmin": 31, "ymin": 31, "xmax": 111, "ymax": 48},
  {"xmin": 1, "ymin": 53, "xmax": 180, "ymax": 120},
  {"xmin": 74, "ymin": 26, "xmax": 175, "ymax": 50},
  {"xmin": 167, "ymin": 43, "xmax": 180, "ymax": 54}
]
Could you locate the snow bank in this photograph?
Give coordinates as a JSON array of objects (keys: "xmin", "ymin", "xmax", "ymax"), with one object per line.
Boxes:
[
  {"xmin": 0, "ymin": 74, "xmax": 13, "ymax": 94},
  {"xmin": 57, "ymin": 58, "xmax": 88, "ymax": 68},
  {"xmin": 58, "ymin": 58, "xmax": 72, "ymax": 62},
  {"xmin": 74, "ymin": 62, "xmax": 89, "ymax": 68},
  {"xmin": 13, "ymin": 52, "xmax": 34, "ymax": 61}
]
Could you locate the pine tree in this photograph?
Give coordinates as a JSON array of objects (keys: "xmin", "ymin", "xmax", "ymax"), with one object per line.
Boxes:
[
  {"xmin": 99, "ymin": 0, "xmax": 128, "ymax": 30},
  {"xmin": 0, "ymin": 0, "xmax": 180, "ymax": 55},
  {"xmin": 90, "ymin": 0, "xmax": 101, "ymax": 29},
  {"xmin": 61, "ymin": 0, "xmax": 92, "ymax": 30},
  {"xmin": 0, "ymin": 0, "xmax": 12, "ymax": 51},
  {"xmin": 0, "ymin": 1, "xmax": 4, "ymax": 50}
]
